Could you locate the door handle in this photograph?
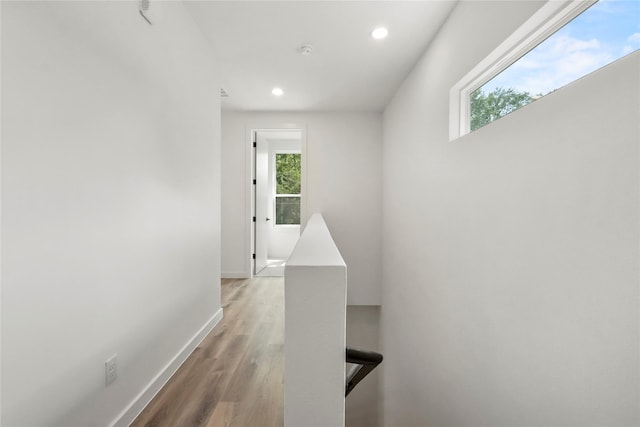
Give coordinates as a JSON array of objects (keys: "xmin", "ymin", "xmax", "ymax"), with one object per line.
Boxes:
[{"xmin": 266, "ymin": 218, "xmax": 271, "ymax": 221}]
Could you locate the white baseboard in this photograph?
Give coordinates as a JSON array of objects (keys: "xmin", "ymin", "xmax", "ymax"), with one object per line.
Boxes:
[
  {"xmin": 221, "ymin": 271, "xmax": 250, "ymax": 279},
  {"xmin": 110, "ymin": 308, "xmax": 224, "ymax": 427}
]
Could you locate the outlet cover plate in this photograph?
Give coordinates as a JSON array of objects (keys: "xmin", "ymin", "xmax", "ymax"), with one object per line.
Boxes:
[{"xmin": 105, "ymin": 354, "xmax": 118, "ymax": 386}]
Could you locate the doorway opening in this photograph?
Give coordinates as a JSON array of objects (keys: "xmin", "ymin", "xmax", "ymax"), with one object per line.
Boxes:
[{"xmin": 253, "ymin": 130, "xmax": 302, "ymax": 277}]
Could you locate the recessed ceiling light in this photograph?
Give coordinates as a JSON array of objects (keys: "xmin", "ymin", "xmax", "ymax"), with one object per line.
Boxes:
[
  {"xmin": 272, "ymin": 87, "xmax": 284, "ymax": 96},
  {"xmin": 371, "ymin": 27, "xmax": 388, "ymax": 40}
]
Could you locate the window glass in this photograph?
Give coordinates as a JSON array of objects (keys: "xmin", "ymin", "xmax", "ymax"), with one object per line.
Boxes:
[
  {"xmin": 276, "ymin": 153, "xmax": 300, "ymax": 195},
  {"xmin": 275, "ymin": 153, "xmax": 301, "ymax": 225},
  {"xmin": 275, "ymin": 197, "xmax": 300, "ymax": 225},
  {"xmin": 471, "ymin": 0, "xmax": 640, "ymax": 131}
]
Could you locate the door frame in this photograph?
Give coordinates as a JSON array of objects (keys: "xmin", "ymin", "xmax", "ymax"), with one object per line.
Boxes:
[{"xmin": 245, "ymin": 123, "xmax": 307, "ymax": 277}]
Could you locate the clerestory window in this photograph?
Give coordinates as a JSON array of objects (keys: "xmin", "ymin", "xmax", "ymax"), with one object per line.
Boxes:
[{"xmin": 451, "ymin": 0, "xmax": 640, "ymax": 139}]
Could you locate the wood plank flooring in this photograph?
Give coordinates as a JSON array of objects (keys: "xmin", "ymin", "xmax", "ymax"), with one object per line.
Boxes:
[{"xmin": 131, "ymin": 277, "xmax": 284, "ymax": 427}]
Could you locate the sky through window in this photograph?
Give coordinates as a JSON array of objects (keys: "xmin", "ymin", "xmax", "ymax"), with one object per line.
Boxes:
[{"xmin": 481, "ymin": 0, "xmax": 640, "ymax": 96}]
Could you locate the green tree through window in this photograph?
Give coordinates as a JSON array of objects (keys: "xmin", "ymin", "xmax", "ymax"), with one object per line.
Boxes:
[
  {"xmin": 470, "ymin": 87, "xmax": 535, "ymax": 131},
  {"xmin": 275, "ymin": 153, "xmax": 301, "ymax": 225},
  {"xmin": 276, "ymin": 153, "xmax": 301, "ymax": 194}
]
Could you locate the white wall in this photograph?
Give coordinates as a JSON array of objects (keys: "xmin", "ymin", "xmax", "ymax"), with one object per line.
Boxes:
[
  {"xmin": 222, "ymin": 111, "xmax": 382, "ymax": 305},
  {"xmin": 1, "ymin": 2, "xmax": 221, "ymax": 426},
  {"xmin": 268, "ymin": 225, "xmax": 300, "ymax": 261},
  {"xmin": 381, "ymin": 1, "xmax": 640, "ymax": 426}
]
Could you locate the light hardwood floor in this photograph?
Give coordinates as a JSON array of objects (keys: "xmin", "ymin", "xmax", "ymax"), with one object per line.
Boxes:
[{"xmin": 131, "ymin": 277, "xmax": 284, "ymax": 427}]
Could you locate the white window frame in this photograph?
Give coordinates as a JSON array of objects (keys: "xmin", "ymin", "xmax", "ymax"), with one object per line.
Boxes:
[
  {"xmin": 449, "ymin": 0, "xmax": 596, "ymax": 141},
  {"xmin": 272, "ymin": 150, "xmax": 301, "ymax": 227}
]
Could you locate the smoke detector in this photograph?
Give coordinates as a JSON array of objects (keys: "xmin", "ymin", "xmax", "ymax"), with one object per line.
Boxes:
[{"xmin": 298, "ymin": 44, "xmax": 313, "ymax": 55}]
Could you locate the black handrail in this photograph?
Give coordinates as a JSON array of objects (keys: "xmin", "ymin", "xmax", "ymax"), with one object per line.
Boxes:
[{"xmin": 345, "ymin": 347, "xmax": 383, "ymax": 397}]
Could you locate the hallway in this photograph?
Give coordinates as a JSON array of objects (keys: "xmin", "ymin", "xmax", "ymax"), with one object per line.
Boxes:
[
  {"xmin": 4, "ymin": 1, "xmax": 638, "ymax": 425},
  {"xmin": 131, "ymin": 278, "xmax": 284, "ymax": 427}
]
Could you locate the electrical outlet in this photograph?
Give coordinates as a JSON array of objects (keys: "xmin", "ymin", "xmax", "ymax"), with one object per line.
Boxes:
[{"xmin": 105, "ymin": 354, "xmax": 118, "ymax": 386}]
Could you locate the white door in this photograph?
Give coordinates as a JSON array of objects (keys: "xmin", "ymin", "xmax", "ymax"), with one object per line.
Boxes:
[{"xmin": 254, "ymin": 131, "xmax": 270, "ymax": 274}]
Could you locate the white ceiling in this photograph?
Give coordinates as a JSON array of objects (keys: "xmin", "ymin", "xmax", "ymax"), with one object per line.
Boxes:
[{"xmin": 184, "ymin": 1, "xmax": 457, "ymax": 112}]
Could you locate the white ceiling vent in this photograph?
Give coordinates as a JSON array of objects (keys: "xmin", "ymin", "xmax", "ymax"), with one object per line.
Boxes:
[{"xmin": 220, "ymin": 88, "xmax": 230, "ymax": 98}]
